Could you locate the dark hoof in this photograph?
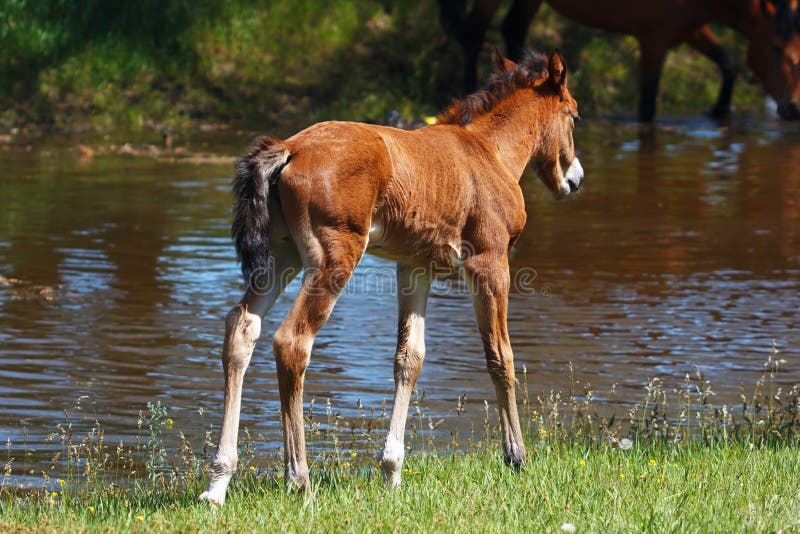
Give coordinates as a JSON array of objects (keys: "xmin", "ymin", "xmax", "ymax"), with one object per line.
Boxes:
[
  {"xmin": 707, "ymin": 105, "xmax": 731, "ymax": 120},
  {"xmin": 503, "ymin": 447, "xmax": 527, "ymax": 470}
]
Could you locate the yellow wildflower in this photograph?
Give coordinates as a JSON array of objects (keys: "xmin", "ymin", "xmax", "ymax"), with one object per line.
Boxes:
[
  {"xmin": 350, "ymin": 451, "xmax": 358, "ymax": 458},
  {"xmin": 579, "ymin": 460, "xmax": 586, "ymax": 467},
  {"xmin": 649, "ymin": 459, "xmax": 657, "ymax": 466},
  {"xmin": 88, "ymin": 506, "xmax": 95, "ymax": 513},
  {"xmin": 618, "ymin": 473, "xmax": 625, "ymax": 479},
  {"xmin": 165, "ymin": 418, "xmax": 173, "ymax": 430},
  {"xmin": 136, "ymin": 515, "xmax": 145, "ymax": 521},
  {"xmin": 57, "ymin": 479, "xmax": 65, "ymax": 486}
]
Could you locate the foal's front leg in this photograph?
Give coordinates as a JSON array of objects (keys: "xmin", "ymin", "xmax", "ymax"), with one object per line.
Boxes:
[
  {"xmin": 380, "ymin": 264, "xmax": 432, "ymax": 487},
  {"xmin": 466, "ymin": 253, "xmax": 526, "ymax": 467}
]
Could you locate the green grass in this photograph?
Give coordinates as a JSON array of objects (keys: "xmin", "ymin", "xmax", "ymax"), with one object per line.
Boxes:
[
  {"xmin": 1, "ymin": 346, "xmax": 799, "ymax": 532},
  {"xmin": 2, "ymin": 443, "xmax": 799, "ymax": 532}
]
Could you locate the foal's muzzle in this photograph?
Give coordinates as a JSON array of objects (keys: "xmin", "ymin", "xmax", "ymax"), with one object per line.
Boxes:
[{"xmin": 560, "ymin": 157, "xmax": 584, "ymax": 197}]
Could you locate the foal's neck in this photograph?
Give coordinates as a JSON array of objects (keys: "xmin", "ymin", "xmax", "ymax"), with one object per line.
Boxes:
[{"xmin": 465, "ymin": 90, "xmax": 546, "ymax": 181}]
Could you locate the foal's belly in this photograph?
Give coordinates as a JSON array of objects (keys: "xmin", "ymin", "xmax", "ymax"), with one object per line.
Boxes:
[{"xmin": 366, "ymin": 221, "xmax": 463, "ymax": 274}]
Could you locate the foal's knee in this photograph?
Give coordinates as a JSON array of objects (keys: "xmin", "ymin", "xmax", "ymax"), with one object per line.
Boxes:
[{"xmin": 223, "ymin": 304, "xmax": 261, "ymax": 369}]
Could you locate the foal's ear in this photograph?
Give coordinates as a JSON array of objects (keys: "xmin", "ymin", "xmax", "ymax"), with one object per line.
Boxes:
[
  {"xmin": 548, "ymin": 50, "xmax": 568, "ymax": 98},
  {"xmin": 492, "ymin": 48, "xmax": 517, "ymax": 72}
]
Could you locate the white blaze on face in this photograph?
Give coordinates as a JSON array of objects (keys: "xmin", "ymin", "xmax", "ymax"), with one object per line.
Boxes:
[
  {"xmin": 565, "ymin": 157, "xmax": 584, "ymax": 182},
  {"xmin": 560, "ymin": 157, "xmax": 584, "ymax": 196}
]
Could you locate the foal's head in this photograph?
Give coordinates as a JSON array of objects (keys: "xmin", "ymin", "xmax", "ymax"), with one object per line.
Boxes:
[
  {"xmin": 497, "ymin": 50, "xmax": 584, "ymax": 199},
  {"xmin": 440, "ymin": 49, "xmax": 584, "ymax": 197}
]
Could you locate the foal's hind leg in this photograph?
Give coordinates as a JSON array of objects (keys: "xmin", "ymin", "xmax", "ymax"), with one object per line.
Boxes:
[
  {"xmin": 273, "ymin": 231, "xmax": 366, "ymax": 489},
  {"xmin": 200, "ymin": 245, "xmax": 300, "ymax": 506},
  {"xmin": 380, "ymin": 264, "xmax": 432, "ymax": 487},
  {"xmin": 465, "ymin": 253, "xmax": 526, "ymax": 467}
]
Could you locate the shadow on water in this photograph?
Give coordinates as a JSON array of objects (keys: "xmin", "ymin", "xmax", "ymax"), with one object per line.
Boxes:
[{"xmin": 0, "ymin": 118, "xmax": 798, "ymax": 480}]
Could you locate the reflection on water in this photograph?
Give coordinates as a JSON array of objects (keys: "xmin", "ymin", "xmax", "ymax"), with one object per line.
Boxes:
[{"xmin": 1, "ymin": 119, "xmax": 799, "ymax": 479}]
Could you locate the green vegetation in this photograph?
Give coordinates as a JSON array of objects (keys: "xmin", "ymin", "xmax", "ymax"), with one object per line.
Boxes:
[
  {"xmin": 2, "ymin": 444, "xmax": 799, "ymax": 532},
  {"xmin": 2, "ymin": 346, "xmax": 799, "ymax": 532},
  {"xmin": 1, "ymin": 1, "xmax": 766, "ymax": 131}
]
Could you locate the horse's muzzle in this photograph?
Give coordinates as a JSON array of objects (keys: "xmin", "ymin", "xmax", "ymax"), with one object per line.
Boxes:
[
  {"xmin": 564, "ymin": 157, "xmax": 584, "ymax": 195},
  {"xmin": 777, "ymin": 101, "xmax": 800, "ymax": 120}
]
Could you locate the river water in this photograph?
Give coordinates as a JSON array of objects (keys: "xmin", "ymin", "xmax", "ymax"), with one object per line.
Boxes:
[{"xmin": 1, "ymin": 118, "xmax": 798, "ymax": 480}]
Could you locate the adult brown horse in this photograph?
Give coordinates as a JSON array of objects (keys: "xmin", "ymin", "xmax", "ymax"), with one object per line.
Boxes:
[
  {"xmin": 199, "ymin": 50, "xmax": 583, "ymax": 504},
  {"xmin": 439, "ymin": 0, "xmax": 800, "ymax": 121}
]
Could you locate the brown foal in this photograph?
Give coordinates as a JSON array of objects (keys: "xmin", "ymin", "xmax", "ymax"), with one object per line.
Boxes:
[{"xmin": 200, "ymin": 50, "xmax": 584, "ymax": 505}]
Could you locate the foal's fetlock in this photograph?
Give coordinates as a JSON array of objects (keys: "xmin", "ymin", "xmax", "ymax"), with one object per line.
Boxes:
[
  {"xmin": 210, "ymin": 453, "xmax": 238, "ymax": 478},
  {"xmin": 380, "ymin": 436, "xmax": 405, "ymax": 488},
  {"xmin": 503, "ymin": 443, "xmax": 527, "ymax": 470},
  {"xmin": 200, "ymin": 455, "xmax": 237, "ymax": 506},
  {"xmin": 285, "ymin": 462, "xmax": 310, "ymax": 491}
]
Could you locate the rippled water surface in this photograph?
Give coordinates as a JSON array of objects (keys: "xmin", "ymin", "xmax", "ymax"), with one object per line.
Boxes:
[{"xmin": 1, "ymin": 119, "xmax": 799, "ymax": 479}]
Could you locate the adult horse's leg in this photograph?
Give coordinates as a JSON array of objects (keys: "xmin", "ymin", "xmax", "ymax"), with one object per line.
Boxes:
[
  {"xmin": 439, "ymin": 0, "xmax": 502, "ymax": 92},
  {"xmin": 500, "ymin": 0, "xmax": 543, "ymax": 61},
  {"xmin": 380, "ymin": 264, "xmax": 432, "ymax": 487},
  {"xmin": 200, "ymin": 244, "xmax": 301, "ymax": 506},
  {"xmin": 637, "ymin": 40, "xmax": 669, "ymax": 122},
  {"xmin": 685, "ymin": 26, "xmax": 738, "ymax": 119},
  {"xmin": 273, "ymin": 230, "xmax": 366, "ymax": 489},
  {"xmin": 465, "ymin": 253, "xmax": 526, "ymax": 467}
]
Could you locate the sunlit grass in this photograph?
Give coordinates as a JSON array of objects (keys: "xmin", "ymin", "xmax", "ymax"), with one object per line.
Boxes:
[
  {"xmin": 1, "ymin": 343, "xmax": 798, "ymax": 531},
  {"xmin": 2, "ymin": 443, "xmax": 799, "ymax": 532}
]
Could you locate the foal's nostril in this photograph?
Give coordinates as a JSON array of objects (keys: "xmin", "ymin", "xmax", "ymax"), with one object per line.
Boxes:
[{"xmin": 567, "ymin": 178, "xmax": 581, "ymax": 193}]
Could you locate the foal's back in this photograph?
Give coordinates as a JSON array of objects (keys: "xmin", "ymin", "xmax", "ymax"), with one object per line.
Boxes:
[{"xmin": 279, "ymin": 120, "xmax": 520, "ymax": 267}]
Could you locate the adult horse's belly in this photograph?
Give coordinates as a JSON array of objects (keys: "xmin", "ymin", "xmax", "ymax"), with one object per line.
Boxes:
[{"xmin": 548, "ymin": 0, "xmax": 690, "ymax": 35}]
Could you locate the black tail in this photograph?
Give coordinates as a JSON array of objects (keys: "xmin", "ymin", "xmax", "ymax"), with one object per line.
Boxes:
[{"xmin": 232, "ymin": 136, "xmax": 290, "ymax": 289}]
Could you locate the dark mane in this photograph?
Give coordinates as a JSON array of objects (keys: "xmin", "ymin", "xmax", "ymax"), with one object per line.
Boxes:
[{"xmin": 438, "ymin": 51, "xmax": 549, "ymax": 126}]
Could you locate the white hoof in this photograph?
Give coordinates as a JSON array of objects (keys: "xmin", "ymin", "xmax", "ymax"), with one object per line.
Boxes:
[
  {"xmin": 386, "ymin": 471, "xmax": 402, "ymax": 489},
  {"xmin": 380, "ymin": 435, "xmax": 405, "ymax": 489},
  {"xmin": 199, "ymin": 487, "xmax": 226, "ymax": 507}
]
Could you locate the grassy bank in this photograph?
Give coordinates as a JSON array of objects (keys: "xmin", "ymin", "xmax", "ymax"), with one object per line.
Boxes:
[
  {"xmin": 1, "ymin": 1, "xmax": 765, "ymax": 132},
  {"xmin": 2, "ymin": 443, "xmax": 800, "ymax": 532},
  {"xmin": 1, "ymin": 346, "xmax": 799, "ymax": 532}
]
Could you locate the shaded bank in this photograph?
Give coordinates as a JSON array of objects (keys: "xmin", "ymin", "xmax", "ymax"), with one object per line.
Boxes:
[{"xmin": 1, "ymin": 1, "xmax": 767, "ymax": 131}]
